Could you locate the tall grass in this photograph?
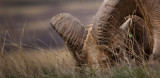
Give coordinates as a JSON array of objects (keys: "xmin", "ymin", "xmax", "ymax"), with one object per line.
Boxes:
[
  {"xmin": 0, "ymin": 48, "xmax": 76, "ymax": 78},
  {"xmin": 0, "ymin": 40, "xmax": 160, "ymax": 78},
  {"xmin": 0, "ymin": 28, "xmax": 76, "ymax": 77},
  {"xmin": 0, "ymin": 22, "xmax": 160, "ymax": 78}
]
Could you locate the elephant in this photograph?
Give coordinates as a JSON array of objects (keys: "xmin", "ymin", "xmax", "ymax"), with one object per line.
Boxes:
[{"xmin": 50, "ymin": 0, "xmax": 152, "ymax": 68}]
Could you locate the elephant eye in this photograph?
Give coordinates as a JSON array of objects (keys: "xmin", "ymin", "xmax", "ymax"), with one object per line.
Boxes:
[{"xmin": 129, "ymin": 31, "xmax": 133, "ymax": 38}]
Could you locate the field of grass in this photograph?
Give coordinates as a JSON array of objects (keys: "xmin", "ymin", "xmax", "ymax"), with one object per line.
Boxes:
[
  {"xmin": 0, "ymin": 28, "xmax": 160, "ymax": 78},
  {"xmin": 0, "ymin": 48, "xmax": 76, "ymax": 78},
  {"xmin": 0, "ymin": 47, "xmax": 160, "ymax": 78},
  {"xmin": 0, "ymin": 26, "xmax": 160, "ymax": 78},
  {"xmin": 0, "ymin": 34, "xmax": 160, "ymax": 78}
]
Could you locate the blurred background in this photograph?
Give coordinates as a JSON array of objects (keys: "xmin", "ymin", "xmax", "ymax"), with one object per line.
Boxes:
[{"xmin": 0, "ymin": 0, "xmax": 102, "ymax": 51}]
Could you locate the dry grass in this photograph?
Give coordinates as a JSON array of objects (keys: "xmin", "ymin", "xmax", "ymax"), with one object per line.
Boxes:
[
  {"xmin": 0, "ymin": 48, "xmax": 76, "ymax": 78},
  {"xmin": 0, "ymin": 19, "xmax": 160, "ymax": 78},
  {"xmin": 0, "ymin": 42, "xmax": 160, "ymax": 78}
]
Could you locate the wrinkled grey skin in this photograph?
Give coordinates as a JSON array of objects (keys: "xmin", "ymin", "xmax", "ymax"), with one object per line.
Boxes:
[{"xmin": 50, "ymin": 0, "xmax": 152, "ymax": 68}]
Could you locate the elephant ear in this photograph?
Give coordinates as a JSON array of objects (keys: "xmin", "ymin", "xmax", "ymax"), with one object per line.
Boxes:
[{"xmin": 50, "ymin": 13, "xmax": 87, "ymax": 55}]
